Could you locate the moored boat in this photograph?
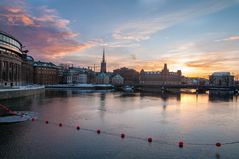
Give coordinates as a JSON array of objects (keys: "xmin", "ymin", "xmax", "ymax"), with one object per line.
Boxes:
[{"xmin": 122, "ymin": 85, "xmax": 134, "ymax": 92}]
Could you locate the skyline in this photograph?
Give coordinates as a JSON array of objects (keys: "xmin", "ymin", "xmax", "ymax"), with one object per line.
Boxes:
[{"xmin": 0, "ymin": 0, "xmax": 239, "ymax": 78}]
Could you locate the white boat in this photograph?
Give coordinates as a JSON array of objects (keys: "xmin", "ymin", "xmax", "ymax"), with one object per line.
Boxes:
[
  {"xmin": 122, "ymin": 85, "xmax": 134, "ymax": 92},
  {"xmin": 0, "ymin": 111, "xmax": 38, "ymax": 123}
]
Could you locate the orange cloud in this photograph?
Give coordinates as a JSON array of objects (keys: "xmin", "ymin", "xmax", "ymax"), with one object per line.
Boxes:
[{"xmin": 0, "ymin": 3, "xmax": 96, "ymax": 61}]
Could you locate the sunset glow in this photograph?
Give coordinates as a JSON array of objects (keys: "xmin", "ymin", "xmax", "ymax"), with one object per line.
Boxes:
[{"xmin": 0, "ymin": 0, "xmax": 239, "ymax": 77}]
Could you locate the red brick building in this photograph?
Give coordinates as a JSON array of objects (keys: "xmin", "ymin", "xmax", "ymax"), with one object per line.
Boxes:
[
  {"xmin": 33, "ymin": 61, "xmax": 58, "ymax": 85},
  {"xmin": 139, "ymin": 64, "xmax": 182, "ymax": 85}
]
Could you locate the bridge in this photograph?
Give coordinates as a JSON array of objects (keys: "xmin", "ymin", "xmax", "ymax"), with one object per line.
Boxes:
[{"xmin": 114, "ymin": 84, "xmax": 239, "ymax": 93}]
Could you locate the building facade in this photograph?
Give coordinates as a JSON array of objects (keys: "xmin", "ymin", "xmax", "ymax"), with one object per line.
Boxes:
[
  {"xmin": 209, "ymin": 72, "xmax": 234, "ymax": 87},
  {"xmin": 21, "ymin": 55, "xmax": 34, "ymax": 85},
  {"xmin": 0, "ymin": 31, "xmax": 33, "ymax": 87},
  {"xmin": 96, "ymin": 72, "xmax": 110, "ymax": 84},
  {"xmin": 139, "ymin": 64, "xmax": 182, "ymax": 85},
  {"xmin": 111, "ymin": 74, "xmax": 124, "ymax": 85},
  {"xmin": 33, "ymin": 61, "xmax": 58, "ymax": 85},
  {"xmin": 61, "ymin": 67, "xmax": 90, "ymax": 84},
  {"xmin": 113, "ymin": 67, "xmax": 139, "ymax": 85}
]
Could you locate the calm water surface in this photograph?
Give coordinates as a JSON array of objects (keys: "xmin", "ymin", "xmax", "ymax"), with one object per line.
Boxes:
[{"xmin": 0, "ymin": 89, "xmax": 239, "ymax": 159}]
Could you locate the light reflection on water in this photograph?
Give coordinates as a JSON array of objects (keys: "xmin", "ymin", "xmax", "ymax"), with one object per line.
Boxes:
[{"xmin": 0, "ymin": 89, "xmax": 239, "ymax": 159}]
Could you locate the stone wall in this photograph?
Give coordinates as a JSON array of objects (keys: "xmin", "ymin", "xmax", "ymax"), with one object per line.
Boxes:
[{"xmin": 0, "ymin": 86, "xmax": 45, "ymax": 100}]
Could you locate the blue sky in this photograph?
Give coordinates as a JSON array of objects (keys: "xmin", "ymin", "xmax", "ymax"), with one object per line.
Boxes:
[{"xmin": 0, "ymin": 0, "xmax": 239, "ymax": 77}]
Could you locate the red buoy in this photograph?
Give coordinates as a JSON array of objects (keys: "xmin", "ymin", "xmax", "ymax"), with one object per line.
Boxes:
[
  {"xmin": 31, "ymin": 118, "xmax": 35, "ymax": 121},
  {"xmin": 178, "ymin": 141, "xmax": 184, "ymax": 148},
  {"xmin": 97, "ymin": 129, "xmax": 101, "ymax": 134},
  {"xmin": 148, "ymin": 137, "xmax": 153, "ymax": 143},
  {"xmin": 76, "ymin": 126, "xmax": 80, "ymax": 130},
  {"xmin": 45, "ymin": 120, "xmax": 49, "ymax": 124},
  {"xmin": 216, "ymin": 142, "xmax": 221, "ymax": 147},
  {"xmin": 121, "ymin": 133, "xmax": 125, "ymax": 139},
  {"xmin": 59, "ymin": 123, "xmax": 63, "ymax": 127}
]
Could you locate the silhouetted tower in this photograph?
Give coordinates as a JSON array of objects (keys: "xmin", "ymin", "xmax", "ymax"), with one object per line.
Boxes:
[
  {"xmin": 162, "ymin": 63, "xmax": 169, "ymax": 74},
  {"xmin": 100, "ymin": 48, "xmax": 106, "ymax": 73}
]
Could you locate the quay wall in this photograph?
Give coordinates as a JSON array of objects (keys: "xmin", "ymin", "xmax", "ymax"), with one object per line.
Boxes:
[{"xmin": 0, "ymin": 86, "xmax": 45, "ymax": 100}]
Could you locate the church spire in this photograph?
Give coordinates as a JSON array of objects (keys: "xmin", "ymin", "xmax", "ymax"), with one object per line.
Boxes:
[
  {"xmin": 100, "ymin": 48, "xmax": 106, "ymax": 73},
  {"xmin": 102, "ymin": 48, "xmax": 105, "ymax": 63}
]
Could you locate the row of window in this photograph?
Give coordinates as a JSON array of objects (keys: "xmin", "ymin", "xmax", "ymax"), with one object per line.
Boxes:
[{"xmin": 0, "ymin": 33, "xmax": 21, "ymax": 50}]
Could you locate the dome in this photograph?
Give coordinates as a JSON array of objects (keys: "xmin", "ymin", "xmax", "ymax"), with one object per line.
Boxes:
[
  {"xmin": 26, "ymin": 55, "xmax": 34, "ymax": 61},
  {"xmin": 212, "ymin": 72, "xmax": 231, "ymax": 76}
]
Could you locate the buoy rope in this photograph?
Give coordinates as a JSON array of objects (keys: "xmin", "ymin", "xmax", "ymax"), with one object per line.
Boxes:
[
  {"xmin": 3, "ymin": 103, "xmax": 239, "ymax": 148},
  {"xmin": 31, "ymin": 118, "xmax": 239, "ymax": 148}
]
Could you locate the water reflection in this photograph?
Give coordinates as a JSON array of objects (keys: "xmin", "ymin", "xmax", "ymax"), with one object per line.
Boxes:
[
  {"xmin": 140, "ymin": 92, "xmax": 181, "ymax": 101},
  {"xmin": 215, "ymin": 153, "xmax": 221, "ymax": 159},
  {"xmin": 209, "ymin": 91, "xmax": 234, "ymax": 102},
  {"xmin": 1, "ymin": 89, "xmax": 238, "ymax": 159},
  {"xmin": 98, "ymin": 93, "xmax": 106, "ymax": 118}
]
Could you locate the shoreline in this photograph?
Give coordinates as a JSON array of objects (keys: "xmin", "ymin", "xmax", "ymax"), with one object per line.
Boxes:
[{"xmin": 0, "ymin": 85, "xmax": 45, "ymax": 100}]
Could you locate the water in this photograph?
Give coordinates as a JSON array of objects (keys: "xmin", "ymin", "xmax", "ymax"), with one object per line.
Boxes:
[{"xmin": 0, "ymin": 89, "xmax": 239, "ymax": 159}]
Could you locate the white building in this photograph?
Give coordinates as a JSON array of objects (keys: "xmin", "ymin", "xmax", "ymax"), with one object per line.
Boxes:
[
  {"xmin": 79, "ymin": 74, "xmax": 87, "ymax": 84},
  {"xmin": 62, "ymin": 67, "xmax": 88, "ymax": 84}
]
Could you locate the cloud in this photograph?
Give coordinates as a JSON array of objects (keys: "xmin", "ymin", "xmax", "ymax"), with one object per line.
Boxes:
[
  {"xmin": 0, "ymin": 1, "xmax": 97, "ymax": 61},
  {"xmin": 184, "ymin": 51, "xmax": 239, "ymax": 74},
  {"xmin": 112, "ymin": 1, "xmax": 236, "ymax": 43},
  {"xmin": 216, "ymin": 35, "xmax": 239, "ymax": 42},
  {"xmin": 101, "ymin": 40, "xmax": 140, "ymax": 48}
]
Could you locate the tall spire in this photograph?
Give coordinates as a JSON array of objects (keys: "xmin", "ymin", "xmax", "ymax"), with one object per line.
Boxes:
[
  {"xmin": 163, "ymin": 63, "xmax": 167, "ymax": 70},
  {"xmin": 100, "ymin": 48, "xmax": 107, "ymax": 73},
  {"xmin": 102, "ymin": 48, "xmax": 105, "ymax": 63}
]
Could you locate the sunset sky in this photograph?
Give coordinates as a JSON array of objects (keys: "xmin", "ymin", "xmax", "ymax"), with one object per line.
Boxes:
[{"xmin": 0, "ymin": 0, "xmax": 239, "ymax": 78}]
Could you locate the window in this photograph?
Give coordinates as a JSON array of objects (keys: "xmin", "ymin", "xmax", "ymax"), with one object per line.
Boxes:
[{"xmin": 0, "ymin": 34, "xmax": 3, "ymax": 41}]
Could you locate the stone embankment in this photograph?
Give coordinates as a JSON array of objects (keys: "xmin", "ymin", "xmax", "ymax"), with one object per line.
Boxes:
[{"xmin": 0, "ymin": 85, "xmax": 45, "ymax": 100}]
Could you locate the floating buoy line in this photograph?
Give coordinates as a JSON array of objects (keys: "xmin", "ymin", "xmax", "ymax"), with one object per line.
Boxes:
[
  {"xmin": 30, "ymin": 118, "xmax": 239, "ymax": 148},
  {"xmin": 1, "ymin": 103, "xmax": 239, "ymax": 148}
]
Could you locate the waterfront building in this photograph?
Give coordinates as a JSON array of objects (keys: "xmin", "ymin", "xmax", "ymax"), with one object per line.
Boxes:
[
  {"xmin": 96, "ymin": 72, "xmax": 110, "ymax": 84},
  {"xmin": 79, "ymin": 74, "xmax": 87, "ymax": 84},
  {"xmin": 235, "ymin": 80, "xmax": 239, "ymax": 86},
  {"xmin": 62, "ymin": 66, "xmax": 90, "ymax": 84},
  {"xmin": 113, "ymin": 67, "xmax": 139, "ymax": 85},
  {"xmin": 182, "ymin": 77, "xmax": 209, "ymax": 86},
  {"xmin": 33, "ymin": 61, "xmax": 58, "ymax": 85},
  {"xmin": 209, "ymin": 72, "xmax": 234, "ymax": 87},
  {"xmin": 111, "ymin": 74, "xmax": 124, "ymax": 85},
  {"xmin": 139, "ymin": 64, "xmax": 182, "ymax": 85},
  {"xmin": 21, "ymin": 55, "xmax": 34, "ymax": 85},
  {"xmin": 63, "ymin": 72, "xmax": 73, "ymax": 84},
  {"xmin": 0, "ymin": 31, "xmax": 33, "ymax": 87},
  {"xmin": 72, "ymin": 73, "xmax": 87, "ymax": 84},
  {"xmin": 87, "ymin": 71, "xmax": 96, "ymax": 84}
]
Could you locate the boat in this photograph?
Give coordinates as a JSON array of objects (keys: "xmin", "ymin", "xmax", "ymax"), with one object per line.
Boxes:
[
  {"xmin": 122, "ymin": 85, "xmax": 134, "ymax": 92},
  {"xmin": 0, "ymin": 104, "xmax": 37, "ymax": 123},
  {"xmin": 0, "ymin": 111, "xmax": 38, "ymax": 123}
]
